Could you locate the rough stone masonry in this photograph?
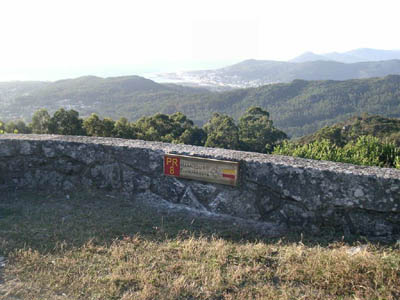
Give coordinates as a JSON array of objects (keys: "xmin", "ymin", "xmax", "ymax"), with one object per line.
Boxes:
[{"xmin": 1, "ymin": 134, "xmax": 400, "ymax": 238}]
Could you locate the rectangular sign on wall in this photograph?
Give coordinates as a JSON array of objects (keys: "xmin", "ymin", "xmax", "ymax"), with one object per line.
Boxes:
[{"xmin": 164, "ymin": 154, "xmax": 239, "ymax": 186}]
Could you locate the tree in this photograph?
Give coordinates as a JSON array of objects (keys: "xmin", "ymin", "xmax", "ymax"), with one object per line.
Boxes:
[
  {"xmin": 5, "ymin": 120, "xmax": 31, "ymax": 134},
  {"xmin": 4, "ymin": 121, "xmax": 18, "ymax": 133},
  {"xmin": 135, "ymin": 113, "xmax": 172, "ymax": 142},
  {"xmin": 177, "ymin": 127, "xmax": 207, "ymax": 146},
  {"xmin": 102, "ymin": 118, "xmax": 115, "ymax": 137},
  {"xmin": 134, "ymin": 112, "xmax": 195, "ymax": 143},
  {"xmin": 170, "ymin": 112, "xmax": 193, "ymax": 129},
  {"xmin": 83, "ymin": 113, "xmax": 104, "ymax": 136},
  {"xmin": 238, "ymin": 106, "xmax": 287, "ymax": 153},
  {"xmin": 203, "ymin": 113, "xmax": 240, "ymax": 150},
  {"xmin": 16, "ymin": 120, "xmax": 32, "ymax": 133},
  {"xmin": 31, "ymin": 108, "xmax": 51, "ymax": 134},
  {"xmin": 113, "ymin": 117, "xmax": 136, "ymax": 139},
  {"xmin": 48, "ymin": 108, "xmax": 85, "ymax": 135},
  {"xmin": 83, "ymin": 114, "xmax": 115, "ymax": 137},
  {"xmin": 0, "ymin": 120, "xmax": 5, "ymax": 134}
]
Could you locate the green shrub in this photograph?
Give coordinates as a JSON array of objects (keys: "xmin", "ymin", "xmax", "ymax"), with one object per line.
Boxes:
[
  {"xmin": 341, "ymin": 136, "xmax": 400, "ymax": 167},
  {"xmin": 395, "ymin": 156, "xmax": 400, "ymax": 169},
  {"xmin": 274, "ymin": 139, "xmax": 341, "ymax": 161},
  {"xmin": 274, "ymin": 136, "xmax": 400, "ymax": 168}
]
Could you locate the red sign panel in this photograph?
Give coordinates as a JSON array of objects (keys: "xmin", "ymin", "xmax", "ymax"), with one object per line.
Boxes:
[{"xmin": 164, "ymin": 155, "xmax": 180, "ymax": 176}]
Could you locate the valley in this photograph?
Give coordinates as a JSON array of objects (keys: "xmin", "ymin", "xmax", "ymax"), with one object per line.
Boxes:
[{"xmin": 1, "ymin": 74, "xmax": 400, "ymax": 138}]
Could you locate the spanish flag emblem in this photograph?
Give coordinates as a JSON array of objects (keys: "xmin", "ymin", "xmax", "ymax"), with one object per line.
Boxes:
[{"xmin": 222, "ymin": 169, "xmax": 236, "ymax": 180}]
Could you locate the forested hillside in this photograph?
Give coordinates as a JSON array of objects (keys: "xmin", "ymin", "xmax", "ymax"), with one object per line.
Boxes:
[
  {"xmin": 0, "ymin": 76, "xmax": 210, "ymax": 122},
  {"xmin": 1, "ymin": 75, "xmax": 400, "ymax": 138},
  {"xmin": 215, "ymin": 75, "xmax": 400, "ymax": 137},
  {"xmin": 298, "ymin": 114, "xmax": 400, "ymax": 146}
]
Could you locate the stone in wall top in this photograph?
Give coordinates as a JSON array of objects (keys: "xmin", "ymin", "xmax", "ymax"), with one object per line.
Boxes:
[{"xmin": 1, "ymin": 134, "xmax": 400, "ymax": 179}]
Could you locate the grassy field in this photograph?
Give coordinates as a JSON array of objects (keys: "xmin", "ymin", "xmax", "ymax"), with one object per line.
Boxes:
[{"xmin": 0, "ymin": 190, "xmax": 399, "ymax": 300}]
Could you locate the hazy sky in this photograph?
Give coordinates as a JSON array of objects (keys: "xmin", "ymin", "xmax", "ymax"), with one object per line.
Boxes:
[{"xmin": 1, "ymin": 0, "xmax": 400, "ymax": 81}]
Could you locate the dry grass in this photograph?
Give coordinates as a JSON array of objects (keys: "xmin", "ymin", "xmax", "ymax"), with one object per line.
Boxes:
[{"xmin": 1, "ymin": 190, "xmax": 399, "ymax": 300}]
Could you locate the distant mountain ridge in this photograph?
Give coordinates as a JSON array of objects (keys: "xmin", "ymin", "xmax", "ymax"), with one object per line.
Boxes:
[
  {"xmin": 290, "ymin": 52, "xmax": 330, "ymax": 63},
  {"xmin": 157, "ymin": 58, "xmax": 400, "ymax": 89},
  {"xmin": 291, "ymin": 48, "xmax": 400, "ymax": 63},
  {"xmin": 151, "ymin": 48, "xmax": 400, "ymax": 89}
]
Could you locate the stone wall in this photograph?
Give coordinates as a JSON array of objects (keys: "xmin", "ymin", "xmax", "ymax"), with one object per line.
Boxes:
[{"xmin": 1, "ymin": 134, "xmax": 400, "ymax": 238}]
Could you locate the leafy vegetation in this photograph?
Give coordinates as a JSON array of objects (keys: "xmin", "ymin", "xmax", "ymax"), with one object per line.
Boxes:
[
  {"xmin": 0, "ymin": 106, "xmax": 286, "ymax": 153},
  {"xmin": 31, "ymin": 108, "xmax": 51, "ymax": 134},
  {"xmin": 238, "ymin": 106, "xmax": 287, "ymax": 152},
  {"xmin": 83, "ymin": 113, "xmax": 115, "ymax": 137},
  {"xmin": 271, "ymin": 114, "xmax": 400, "ymax": 168},
  {"xmin": 134, "ymin": 112, "xmax": 202, "ymax": 144},
  {"xmin": 2, "ymin": 75, "xmax": 400, "ymax": 138},
  {"xmin": 1, "ymin": 191, "xmax": 400, "ymax": 300},
  {"xmin": 274, "ymin": 136, "xmax": 400, "ymax": 168},
  {"xmin": 203, "ymin": 113, "xmax": 240, "ymax": 150},
  {"xmin": 47, "ymin": 108, "xmax": 85, "ymax": 136}
]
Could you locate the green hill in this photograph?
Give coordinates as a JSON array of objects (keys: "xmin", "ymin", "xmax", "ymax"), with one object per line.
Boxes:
[
  {"xmin": 1, "ymin": 75, "xmax": 210, "ymax": 122},
  {"xmin": 2, "ymin": 75, "xmax": 400, "ymax": 138},
  {"xmin": 298, "ymin": 114, "xmax": 400, "ymax": 146},
  {"xmin": 188, "ymin": 75, "xmax": 400, "ymax": 137}
]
